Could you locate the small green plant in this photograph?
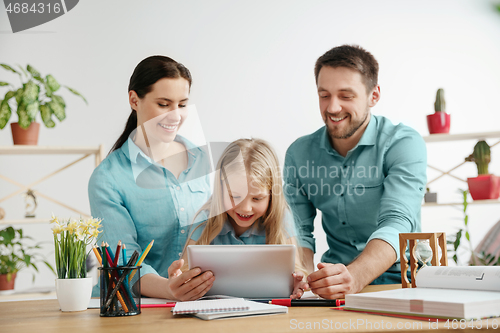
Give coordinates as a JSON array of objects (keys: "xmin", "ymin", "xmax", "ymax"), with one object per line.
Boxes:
[
  {"xmin": 0, "ymin": 226, "xmax": 55, "ymax": 282},
  {"xmin": 0, "ymin": 63, "xmax": 87, "ymax": 130},
  {"xmin": 465, "ymin": 140, "xmax": 491, "ymax": 175},
  {"xmin": 434, "ymin": 88, "xmax": 446, "ymax": 112},
  {"xmin": 447, "ymin": 189, "xmax": 479, "ymax": 265}
]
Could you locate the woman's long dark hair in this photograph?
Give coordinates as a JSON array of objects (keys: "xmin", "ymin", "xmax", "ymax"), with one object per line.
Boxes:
[{"xmin": 109, "ymin": 56, "xmax": 192, "ymax": 154}]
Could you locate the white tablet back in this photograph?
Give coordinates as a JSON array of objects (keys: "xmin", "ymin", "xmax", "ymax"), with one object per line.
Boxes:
[{"xmin": 187, "ymin": 244, "xmax": 295, "ymax": 298}]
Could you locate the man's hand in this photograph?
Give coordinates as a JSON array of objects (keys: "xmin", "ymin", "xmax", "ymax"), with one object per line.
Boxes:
[
  {"xmin": 165, "ymin": 259, "xmax": 215, "ymax": 301},
  {"xmin": 306, "ymin": 262, "xmax": 360, "ymax": 299}
]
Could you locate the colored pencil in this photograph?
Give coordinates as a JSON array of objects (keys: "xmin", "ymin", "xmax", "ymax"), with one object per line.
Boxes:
[
  {"xmin": 128, "ymin": 240, "xmax": 154, "ymax": 283},
  {"xmin": 113, "ymin": 240, "xmax": 122, "ymax": 267}
]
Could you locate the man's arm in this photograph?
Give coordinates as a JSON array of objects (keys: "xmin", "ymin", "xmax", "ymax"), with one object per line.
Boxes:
[
  {"xmin": 307, "ymin": 127, "xmax": 427, "ymax": 298},
  {"xmin": 306, "ymin": 239, "xmax": 395, "ymax": 299},
  {"xmin": 283, "ymin": 149, "xmax": 318, "ymax": 258}
]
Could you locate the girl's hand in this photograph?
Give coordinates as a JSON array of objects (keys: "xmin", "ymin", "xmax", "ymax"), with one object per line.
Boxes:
[
  {"xmin": 290, "ymin": 271, "xmax": 309, "ymax": 299},
  {"xmin": 166, "ymin": 259, "xmax": 215, "ymax": 301}
]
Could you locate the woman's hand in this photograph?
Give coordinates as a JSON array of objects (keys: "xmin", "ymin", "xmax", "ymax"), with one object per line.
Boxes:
[
  {"xmin": 290, "ymin": 271, "xmax": 309, "ymax": 299},
  {"xmin": 165, "ymin": 259, "xmax": 215, "ymax": 301}
]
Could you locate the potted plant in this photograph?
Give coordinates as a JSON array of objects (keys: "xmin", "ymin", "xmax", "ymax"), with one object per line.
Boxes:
[
  {"xmin": 51, "ymin": 215, "xmax": 102, "ymax": 311},
  {"xmin": 0, "ymin": 64, "xmax": 87, "ymax": 145},
  {"xmin": 424, "ymin": 187, "xmax": 437, "ymax": 203},
  {"xmin": 0, "ymin": 226, "xmax": 55, "ymax": 291},
  {"xmin": 426, "ymin": 88, "xmax": 450, "ymax": 134},
  {"xmin": 465, "ymin": 140, "xmax": 500, "ymax": 200}
]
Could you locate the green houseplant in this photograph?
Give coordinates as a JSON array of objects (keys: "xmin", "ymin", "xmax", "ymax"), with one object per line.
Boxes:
[
  {"xmin": 0, "ymin": 64, "xmax": 87, "ymax": 144},
  {"xmin": 465, "ymin": 140, "xmax": 500, "ymax": 200},
  {"xmin": 0, "ymin": 226, "xmax": 55, "ymax": 291}
]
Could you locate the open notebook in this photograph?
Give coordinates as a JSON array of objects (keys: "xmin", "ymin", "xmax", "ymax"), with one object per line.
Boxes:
[{"xmin": 345, "ymin": 266, "xmax": 500, "ymax": 320}]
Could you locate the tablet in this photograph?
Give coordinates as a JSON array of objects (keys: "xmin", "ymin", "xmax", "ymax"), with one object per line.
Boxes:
[{"xmin": 187, "ymin": 244, "xmax": 295, "ymax": 298}]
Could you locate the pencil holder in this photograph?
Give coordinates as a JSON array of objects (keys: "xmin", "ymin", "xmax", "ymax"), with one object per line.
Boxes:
[{"xmin": 98, "ymin": 266, "xmax": 141, "ymax": 317}]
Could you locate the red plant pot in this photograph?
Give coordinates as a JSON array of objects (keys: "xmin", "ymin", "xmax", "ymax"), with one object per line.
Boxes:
[
  {"xmin": 11, "ymin": 122, "xmax": 40, "ymax": 145},
  {"xmin": 0, "ymin": 272, "xmax": 16, "ymax": 291},
  {"xmin": 426, "ymin": 112, "xmax": 450, "ymax": 134},
  {"xmin": 467, "ymin": 174, "xmax": 500, "ymax": 200}
]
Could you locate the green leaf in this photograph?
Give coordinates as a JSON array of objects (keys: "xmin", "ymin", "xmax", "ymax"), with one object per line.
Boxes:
[
  {"xmin": 465, "ymin": 231, "xmax": 470, "ymax": 241},
  {"xmin": 26, "ymin": 101, "xmax": 39, "ymax": 122},
  {"xmin": 0, "ymin": 82, "xmax": 9, "ymax": 86},
  {"xmin": 464, "ymin": 215, "xmax": 468, "ymax": 226},
  {"xmin": 26, "ymin": 65, "xmax": 40, "ymax": 79},
  {"xmin": 48, "ymin": 99, "xmax": 65, "ymax": 122},
  {"xmin": 0, "ymin": 101, "xmax": 12, "ymax": 129},
  {"xmin": 0, "ymin": 64, "xmax": 19, "ymax": 74},
  {"xmin": 52, "ymin": 94, "xmax": 66, "ymax": 108},
  {"xmin": 4, "ymin": 90, "xmax": 16, "ymax": 101},
  {"xmin": 17, "ymin": 65, "xmax": 28, "ymax": 78},
  {"xmin": 65, "ymin": 86, "xmax": 88, "ymax": 105},
  {"xmin": 17, "ymin": 103, "xmax": 31, "ymax": 129},
  {"xmin": 15, "ymin": 88, "xmax": 23, "ymax": 105},
  {"xmin": 43, "ymin": 261, "xmax": 55, "ymax": 274},
  {"xmin": 45, "ymin": 75, "xmax": 60, "ymax": 92},
  {"xmin": 21, "ymin": 81, "xmax": 39, "ymax": 105},
  {"xmin": 44, "ymin": 81, "xmax": 53, "ymax": 97},
  {"xmin": 40, "ymin": 104, "xmax": 55, "ymax": 128}
]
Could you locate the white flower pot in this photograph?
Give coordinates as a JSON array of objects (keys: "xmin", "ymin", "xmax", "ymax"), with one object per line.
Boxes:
[{"xmin": 55, "ymin": 277, "xmax": 93, "ymax": 312}]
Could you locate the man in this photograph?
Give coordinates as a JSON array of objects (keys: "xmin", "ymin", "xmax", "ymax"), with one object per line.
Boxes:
[{"xmin": 284, "ymin": 45, "xmax": 426, "ymax": 299}]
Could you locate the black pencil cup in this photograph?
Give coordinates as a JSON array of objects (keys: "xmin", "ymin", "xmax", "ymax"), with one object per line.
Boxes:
[{"xmin": 98, "ymin": 266, "xmax": 141, "ymax": 317}]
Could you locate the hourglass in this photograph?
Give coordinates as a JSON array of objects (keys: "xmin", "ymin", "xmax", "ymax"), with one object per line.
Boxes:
[
  {"xmin": 414, "ymin": 239, "xmax": 433, "ymax": 268},
  {"xmin": 399, "ymin": 233, "xmax": 448, "ymax": 288}
]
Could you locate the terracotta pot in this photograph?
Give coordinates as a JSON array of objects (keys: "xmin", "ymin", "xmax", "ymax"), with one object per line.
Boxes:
[
  {"xmin": 426, "ymin": 112, "xmax": 450, "ymax": 134},
  {"xmin": 0, "ymin": 272, "xmax": 17, "ymax": 291},
  {"xmin": 10, "ymin": 122, "xmax": 40, "ymax": 145},
  {"xmin": 467, "ymin": 174, "xmax": 500, "ymax": 200}
]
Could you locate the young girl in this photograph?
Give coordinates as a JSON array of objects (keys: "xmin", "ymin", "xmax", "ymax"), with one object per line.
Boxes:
[{"xmin": 178, "ymin": 138, "xmax": 309, "ymax": 298}]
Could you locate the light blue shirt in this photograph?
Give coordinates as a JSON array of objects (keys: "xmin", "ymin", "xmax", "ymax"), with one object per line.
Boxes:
[
  {"xmin": 284, "ymin": 115, "xmax": 426, "ymax": 273},
  {"xmin": 189, "ymin": 211, "xmax": 297, "ymax": 245},
  {"xmin": 88, "ymin": 136, "xmax": 211, "ymax": 295}
]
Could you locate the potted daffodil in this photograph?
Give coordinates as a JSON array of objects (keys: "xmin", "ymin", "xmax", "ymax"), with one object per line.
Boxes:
[{"xmin": 51, "ymin": 215, "xmax": 102, "ymax": 311}]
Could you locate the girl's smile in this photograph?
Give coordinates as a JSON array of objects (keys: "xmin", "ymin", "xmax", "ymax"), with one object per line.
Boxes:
[{"xmin": 223, "ymin": 174, "xmax": 270, "ymax": 237}]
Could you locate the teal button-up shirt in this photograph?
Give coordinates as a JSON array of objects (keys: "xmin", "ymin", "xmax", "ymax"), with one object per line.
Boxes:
[
  {"xmin": 284, "ymin": 115, "xmax": 426, "ymax": 272},
  {"xmin": 88, "ymin": 136, "xmax": 211, "ymax": 294}
]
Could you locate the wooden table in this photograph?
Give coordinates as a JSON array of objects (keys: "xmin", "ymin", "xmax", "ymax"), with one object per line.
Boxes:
[{"xmin": 1, "ymin": 285, "xmax": 497, "ymax": 333}]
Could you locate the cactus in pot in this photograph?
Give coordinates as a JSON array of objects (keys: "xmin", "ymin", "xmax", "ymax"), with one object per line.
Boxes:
[
  {"xmin": 427, "ymin": 88, "xmax": 450, "ymax": 134},
  {"xmin": 465, "ymin": 141, "xmax": 490, "ymax": 175},
  {"xmin": 434, "ymin": 88, "xmax": 446, "ymax": 113},
  {"xmin": 465, "ymin": 140, "xmax": 499, "ymax": 200}
]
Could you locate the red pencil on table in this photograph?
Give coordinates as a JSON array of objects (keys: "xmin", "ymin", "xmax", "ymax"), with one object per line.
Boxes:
[
  {"xmin": 270, "ymin": 299, "xmax": 345, "ymax": 307},
  {"xmin": 141, "ymin": 303, "xmax": 176, "ymax": 308}
]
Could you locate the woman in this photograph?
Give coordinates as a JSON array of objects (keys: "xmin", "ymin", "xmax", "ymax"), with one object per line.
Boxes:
[{"xmin": 89, "ymin": 56, "xmax": 214, "ymax": 300}]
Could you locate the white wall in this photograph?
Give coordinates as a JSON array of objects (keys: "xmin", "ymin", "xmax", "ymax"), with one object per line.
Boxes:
[{"xmin": 1, "ymin": 0, "xmax": 500, "ymax": 290}]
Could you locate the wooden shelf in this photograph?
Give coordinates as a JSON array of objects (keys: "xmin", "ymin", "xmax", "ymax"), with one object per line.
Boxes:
[
  {"xmin": 1, "ymin": 145, "xmax": 104, "ymax": 223},
  {"xmin": 0, "ymin": 145, "xmax": 103, "ymax": 155},
  {"xmin": 423, "ymin": 131, "xmax": 500, "ymax": 143},
  {"xmin": 422, "ymin": 199, "xmax": 500, "ymax": 207},
  {"xmin": 0, "ymin": 218, "xmax": 52, "ymax": 225}
]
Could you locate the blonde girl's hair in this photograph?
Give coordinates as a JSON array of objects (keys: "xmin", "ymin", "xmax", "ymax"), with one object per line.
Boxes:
[{"xmin": 183, "ymin": 138, "xmax": 306, "ymax": 274}]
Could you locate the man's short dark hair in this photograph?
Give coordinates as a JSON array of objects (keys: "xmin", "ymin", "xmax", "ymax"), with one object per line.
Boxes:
[{"xmin": 314, "ymin": 45, "xmax": 379, "ymax": 91}]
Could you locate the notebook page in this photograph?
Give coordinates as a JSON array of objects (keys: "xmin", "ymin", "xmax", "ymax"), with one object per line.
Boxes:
[{"xmin": 173, "ymin": 298, "xmax": 249, "ymax": 315}]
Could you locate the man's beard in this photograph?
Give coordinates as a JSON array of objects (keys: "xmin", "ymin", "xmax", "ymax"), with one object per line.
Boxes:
[{"xmin": 326, "ymin": 109, "xmax": 369, "ymax": 140}]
